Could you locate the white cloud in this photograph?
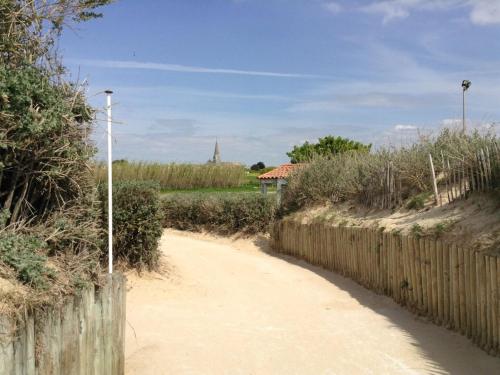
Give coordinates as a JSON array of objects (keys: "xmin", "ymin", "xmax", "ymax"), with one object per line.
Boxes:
[
  {"xmin": 441, "ymin": 118, "xmax": 462, "ymax": 127},
  {"xmin": 361, "ymin": 1, "xmax": 412, "ymax": 23},
  {"xmin": 361, "ymin": 0, "xmax": 500, "ymax": 26},
  {"xmin": 71, "ymin": 59, "xmax": 326, "ymax": 79},
  {"xmin": 394, "ymin": 124, "xmax": 417, "ymax": 131},
  {"xmin": 287, "ymin": 93, "xmax": 408, "ymax": 113},
  {"xmin": 324, "ymin": 2, "xmax": 343, "ymax": 14},
  {"xmin": 470, "ymin": 0, "xmax": 500, "ymax": 25}
]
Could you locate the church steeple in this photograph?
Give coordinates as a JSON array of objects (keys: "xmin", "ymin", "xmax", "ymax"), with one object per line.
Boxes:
[{"xmin": 212, "ymin": 139, "xmax": 221, "ymax": 164}]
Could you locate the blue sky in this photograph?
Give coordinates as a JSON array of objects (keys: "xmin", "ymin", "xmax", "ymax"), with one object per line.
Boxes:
[{"xmin": 61, "ymin": 0, "xmax": 500, "ymax": 166}]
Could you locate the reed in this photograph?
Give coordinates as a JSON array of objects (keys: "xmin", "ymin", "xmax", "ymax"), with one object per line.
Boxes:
[{"xmin": 94, "ymin": 162, "xmax": 247, "ymax": 189}]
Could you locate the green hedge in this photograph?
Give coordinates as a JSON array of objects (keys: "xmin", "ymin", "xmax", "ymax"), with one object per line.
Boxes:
[
  {"xmin": 99, "ymin": 181, "xmax": 163, "ymax": 270},
  {"xmin": 162, "ymin": 193, "xmax": 277, "ymax": 235}
]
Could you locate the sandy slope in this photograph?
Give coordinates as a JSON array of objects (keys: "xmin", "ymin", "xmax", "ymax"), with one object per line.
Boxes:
[{"xmin": 125, "ymin": 230, "xmax": 500, "ymax": 375}]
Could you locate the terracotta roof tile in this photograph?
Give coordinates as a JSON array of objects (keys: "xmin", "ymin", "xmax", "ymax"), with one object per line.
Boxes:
[{"xmin": 257, "ymin": 163, "xmax": 305, "ymax": 180}]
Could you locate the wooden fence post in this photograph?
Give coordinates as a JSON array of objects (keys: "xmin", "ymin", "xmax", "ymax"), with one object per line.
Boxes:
[{"xmin": 429, "ymin": 154, "xmax": 440, "ymax": 205}]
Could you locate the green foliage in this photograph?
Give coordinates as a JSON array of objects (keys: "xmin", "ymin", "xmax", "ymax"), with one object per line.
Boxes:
[
  {"xmin": 287, "ymin": 135, "xmax": 371, "ymax": 163},
  {"xmin": 410, "ymin": 224, "xmax": 423, "ymax": 238},
  {"xmin": 432, "ymin": 220, "xmax": 456, "ymax": 238},
  {"xmin": 162, "ymin": 193, "xmax": 277, "ymax": 235},
  {"xmin": 406, "ymin": 192, "xmax": 432, "ymax": 210},
  {"xmin": 99, "ymin": 181, "xmax": 163, "ymax": 270},
  {"xmin": 0, "ymin": 0, "xmax": 113, "ymax": 307},
  {"xmin": 0, "ymin": 64, "xmax": 95, "ymax": 224},
  {"xmin": 95, "ymin": 162, "xmax": 247, "ymax": 190},
  {"xmin": 250, "ymin": 162, "xmax": 266, "ymax": 171},
  {"xmin": 0, "ymin": 232, "xmax": 54, "ymax": 289}
]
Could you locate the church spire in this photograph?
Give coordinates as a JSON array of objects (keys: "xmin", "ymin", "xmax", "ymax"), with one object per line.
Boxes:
[{"xmin": 212, "ymin": 139, "xmax": 221, "ymax": 164}]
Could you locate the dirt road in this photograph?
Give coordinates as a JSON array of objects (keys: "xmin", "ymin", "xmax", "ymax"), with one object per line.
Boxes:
[{"xmin": 125, "ymin": 230, "xmax": 500, "ymax": 375}]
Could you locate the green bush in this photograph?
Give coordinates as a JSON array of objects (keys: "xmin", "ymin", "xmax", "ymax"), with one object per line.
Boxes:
[
  {"xmin": 162, "ymin": 193, "xmax": 277, "ymax": 235},
  {"xmin": 406, "ymin": 192, "xmax": 432, "ymax": 210},
  {"xmin": 99, "ymin": 181, "xmax": 164, "ymax": 270},
  {"xmin": 0, "ymin": 64, "xmax": 95, "ymax": 225},
  {"xmin": 0, "ymin": 232, "xmax": 54, "ymax": 290}
]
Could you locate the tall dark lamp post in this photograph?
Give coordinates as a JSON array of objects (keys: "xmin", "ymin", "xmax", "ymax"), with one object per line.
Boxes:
[{"xmin": 461, "ymin": 80, "xmax": 471, "ymax": 134}]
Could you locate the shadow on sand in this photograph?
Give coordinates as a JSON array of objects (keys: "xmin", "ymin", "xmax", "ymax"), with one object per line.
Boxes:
[{"xmin": 251, "ymin": 235, "xmax": 500, "ymax": 375}]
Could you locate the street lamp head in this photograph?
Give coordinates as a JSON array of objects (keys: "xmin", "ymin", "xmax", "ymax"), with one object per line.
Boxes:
[
  {"xmin": 461, "ymin": 80, "xmax": 471, "ymax": 91},
  {"xmin": 104, "ymin": 89, "xmax": 113, "ymax": 94}
]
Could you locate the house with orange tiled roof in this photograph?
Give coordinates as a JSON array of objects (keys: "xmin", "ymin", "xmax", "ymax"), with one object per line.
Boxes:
[{"xmin": 257, "ymin": 163, "xmax": 305, "ymax": 201}]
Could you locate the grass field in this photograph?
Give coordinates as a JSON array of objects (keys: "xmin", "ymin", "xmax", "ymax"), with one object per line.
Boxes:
[{"xmin": 160, "ymin": 171, "xmax": 276, "ymax": 195}]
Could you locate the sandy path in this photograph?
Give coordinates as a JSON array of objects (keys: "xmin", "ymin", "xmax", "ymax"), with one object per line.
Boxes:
[{"xmin": 125, "ymin": 230, "xmax": 500, "ymax": 375}]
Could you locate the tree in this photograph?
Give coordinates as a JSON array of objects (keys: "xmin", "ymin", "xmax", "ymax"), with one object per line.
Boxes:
[
  {"xmin": 287, "ymin": 136, "xmax": 371, "ymax": 163},
  {"xmin": 250, "ymin": 162, "xmax": 266, "ymax": 171}
]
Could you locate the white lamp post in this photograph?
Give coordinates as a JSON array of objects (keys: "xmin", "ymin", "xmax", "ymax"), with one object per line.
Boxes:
[{"xmin": 105, "ymin": 89, "xmax": 114, "ymax": 274}]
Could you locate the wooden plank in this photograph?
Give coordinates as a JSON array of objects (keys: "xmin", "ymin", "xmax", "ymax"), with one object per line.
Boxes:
[
  {"xmin": 451, "ymin": 244, "xmax": 460, "ymax": 330},
  {"xmin": 0, "ymin": 316, "xmax": 15, "ymax": 375},
  {"xmin": 489, "ymin": 257, "xmax": 498, "ymax": 355},
  {"xmin": 25, "ymin": 316, "xmax": 35, "ymax": 375},
  {"xmin": 475, "ymin": 252, "xmax": 482, "ymax": 345},
  {"xmin": 425, "ymin": 238, "xmax": 433, "ymax": 318},
  {"xmin": 497, "ymin": 257, "xmax": 500, "ymax": 355},
  {"xmin": 436, "ymin": 239, "xmax": 444, "ymax": 324},
  {"xmin": 402, "ymin": 235, "xmax": 409, "ymax": 306},
  {"xmin": 444, "ymin": 242, "xmax": 451, "ymax": 327},
  {"xmin": 416, "ymin": 236, "xmax": 425, "ymax": 313},
  {"xmin": 458, "ymin": 247, "xmax": 466, "ymax": 334},
  {"xmin": 396, "ymin": 234, "xmax": 403, "ymax": 304},
  {"xmin": 409, "ymin": 235, "xmax": 418, "ymax": 311},
  {"xmin": 60, "ymin": 299, "xmax": 78, "ymax": 375},
  {"xmin": 478, "ymin": 254, "xmax": 487, "ymax": 348},
  {"xmin": 470, "ymin": 251, "xmax": 478, "ymax": 342},
  {"xmin": 430, "ymin": 239, "xmax": 438, "ymax": 321},
  {"xmin": 485, "ymin": 256, "xmax": 492, "ymax": 351},
  {"xmin": 464, "ymin": 249, "xmax": 472, "ymax": 338}
]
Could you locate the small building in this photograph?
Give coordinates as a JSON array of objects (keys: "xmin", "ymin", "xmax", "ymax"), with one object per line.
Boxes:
[{"xmin": 257, "ymin": 163, "xmax": 304, "ymax": 202}]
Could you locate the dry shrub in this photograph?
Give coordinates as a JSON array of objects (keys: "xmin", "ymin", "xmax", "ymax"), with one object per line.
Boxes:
[{"xmin": 283, "ymin": 128, "xmax": 500, "ymax": 212}]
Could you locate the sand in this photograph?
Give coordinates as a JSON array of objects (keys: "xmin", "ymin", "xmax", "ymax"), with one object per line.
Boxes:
[
  {"xmin": 295, "ymin": 194, "xmax": 500, "ymax": 252},
  {"xmin": 125, "ymin": 229, "xmax": 500, "ymax": 374}
]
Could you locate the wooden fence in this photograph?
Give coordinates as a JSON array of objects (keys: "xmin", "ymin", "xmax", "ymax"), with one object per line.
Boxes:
[
  {"xmin": 361, "ymin": 141, "xmax": 500, "ymax": 210},
  {"xmin": 271, "ymin": 220, "xmax": 499, "ymax": 356},
  {"xmin": 441, "ymin": 145, "xmax": 500, "ymax": 203},
  {"xmin": 0, "ymin": 273, "xmax": 126, "ymax": 375}
]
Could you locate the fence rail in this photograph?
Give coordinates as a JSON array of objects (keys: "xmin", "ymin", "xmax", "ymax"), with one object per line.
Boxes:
[{"xmin": 271, "ymin": 220, "xmax": 499, "ymax": 356}]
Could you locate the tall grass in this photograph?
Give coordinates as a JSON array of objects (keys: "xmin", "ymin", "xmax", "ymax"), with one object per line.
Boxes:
[
  {"xmin": 94, "ymin": 162, "xmax": 247, "ymax": 189},
  {"xmin": 283, "ymin": 129, "xmax": 500, "ymax": 211}
]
